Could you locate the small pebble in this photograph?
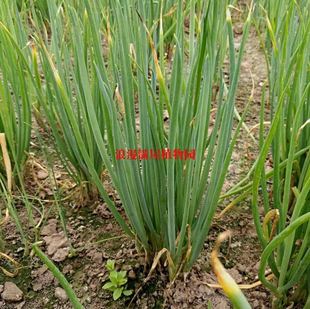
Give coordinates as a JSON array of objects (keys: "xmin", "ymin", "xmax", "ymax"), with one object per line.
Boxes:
[
  {"xmin": 105, "ymin": 223, "xmax": 113, "ymax": 231},
  {"xmin": 37, "ymin": 170, "xmax": 48, "ymax": 180},
  {"xmin": 237, "ymin": 263, "xmax": 246, "ymax": 273},
  {"xmin": 55, "ymin": 287, "xmax": 68, "ymax": 302},
  {"xmin": 85, "ymin": 296, "xmax": 91, "ymax": 304},
  {"xmin": 83, "ymin": 286, "xmax": 89, "ymax": 292},
  {"xmin": 15, "ymin": 301, "xmax": 25, "ymax": 309},
  {"xmin": 122, "ymin": 265, "xmax": 132, "ymax": 271},
  {"xmin": 92, "ymin": 252, "xmax": 103, "ymax": 264},
  {"xmin": 128, "ymin": 270, "xmax": 136, "ymax": 279},
  {"xmin": 77, "ymin": 225, "xmax": 86, "ymax": 232}
]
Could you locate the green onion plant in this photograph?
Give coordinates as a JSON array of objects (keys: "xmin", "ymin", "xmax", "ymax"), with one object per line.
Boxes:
[
  {"xmin": 29, "ymin": 0, "xmax": 108, "ymax": 200},
  {"xmin": 36, "ymin": 0, "xmax": 252, "ymax": 279},
  {"xmin": 0, "ymin": 1, "xmax": 34, "ymax": 182}
]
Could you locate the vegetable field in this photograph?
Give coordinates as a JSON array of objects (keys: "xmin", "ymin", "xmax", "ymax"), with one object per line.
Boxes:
[{"xmin": 0, "ymin": 0, "xmax": 309, "ymax": 308}]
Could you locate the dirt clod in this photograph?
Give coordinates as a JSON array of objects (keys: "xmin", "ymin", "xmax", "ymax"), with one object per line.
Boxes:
[
  {"xmin": 31, "ymin": 265, "xmax": 55, "ymax": 292},
  {"xmin": 1, "ymin": 282, "xmax": 23, "ymax": 302},
  {"xmin": 41, "ymin": 219, "xmax": 58, "ymax": 236},
  {"xmin": 53, "ymin": 247, "xmax": 70, "ymax": 262},
  {"xmin": 43, "ymin": 231, "xmax": 70, "ymax": 261},
  {"xmin": 228, "ymin": 268, "xmax": 243, "ymax": 284},
  {"xmin": 88, "ymin": 250, "xmax": 103, "ymax": 264}
]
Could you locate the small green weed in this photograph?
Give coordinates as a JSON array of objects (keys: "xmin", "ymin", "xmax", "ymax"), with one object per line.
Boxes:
[{"xmin": 103, "ymin": 260, "xmax": 133, "ymax": 300}]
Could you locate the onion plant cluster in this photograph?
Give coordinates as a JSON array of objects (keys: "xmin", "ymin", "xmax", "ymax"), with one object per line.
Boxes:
[
  {"xmin": 250, "ymin": 1, "xmax": 310, "ymax": 307},
  {"xmin": 34, "ymin": 0, "xmax": 252, "ymax": 279}
]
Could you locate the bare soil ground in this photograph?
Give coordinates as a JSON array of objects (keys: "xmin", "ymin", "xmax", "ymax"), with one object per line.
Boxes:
[{"xmin": 0, "ymin": 6, "xmax": 275, "ymax": 309}]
